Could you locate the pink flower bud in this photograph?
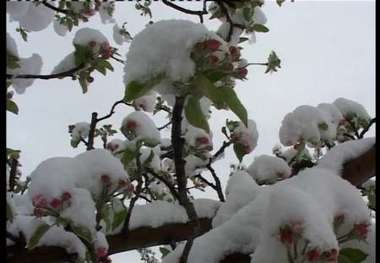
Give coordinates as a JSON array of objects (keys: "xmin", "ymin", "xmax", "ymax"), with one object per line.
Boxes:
[
  {"xmin": 126, "ymin": 120, "xmax": 138, "ymax": 130},
  {"xmin": 101, "ymin": 175, "xmax": 111, "ymax": 186},
  {"xmin": 62, "ymin": 192, "xmax": 72, "ymax": 202},
  {"xmin": 33, "ymin": 207, "xmax": 46, "ymax": 218},
  {"xmin": 88, "ymin": 41, "xmax": 97, "ymax": 49},
  {"xmin": 196, "ymin": 136, "xmax": 210, "ymax": 146},
  {"xmin": 50, "ymin": 198, "xmax": 62, "ymax": 209},
  {"xmin": 237, "ymin": 67, "xmax": 248, "ymax": 78},
  {"xmin": 322, "ymin": 248, "xmax": 338, "ymax": 262},
  {"xmin": 353, "ymin": 222, "xmax": 370, "ymax": 239},
  {"xmin": 96, "ymin": 247, "xmax": 108, "ymax": 259},
  {"xmin": 32, "ymin": 194, "xmax": 48, "ymax": 208},
  {"xmin": 279, "ymin": 227, "xmax": 293, "ymax": 246},
  {"xmin": 205, "ymin": 39, "xmax": 221, "ymax": 51},
  {"xmin": 229, "ymin": 46, "xmax": 240, "ymax": 61},
  {"xmin": 208, "ymin": 55, "xmax": 219, "ymax": 64},
  {"xmin": 306, "ymin": 248, "xmax": 321, "ymax": 262}
]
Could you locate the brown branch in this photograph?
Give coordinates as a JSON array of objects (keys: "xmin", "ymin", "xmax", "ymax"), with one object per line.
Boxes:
[
  {"xmin": 161, "ymin": 0, "xmax": 208, "ymax": 23},
  {"xmin": 42, "ymin": 1, "xmax": 72, "ymax": 15},
  {"xmin": 358, "ymin": 117, "xmax": 376, "ymax": 139},
  {"xmin": 86, "ymin": 112, "xmax": 98, "ymax": 151},
  {"xmin": 6, "ymin": 64, "xmax": 85, "ymax": 80},
  {"xmin": 7, "ymin": 143, "xmax": 375, "ymax": 262},
  {"xmin": 206, "ymin": 165, "xmax": 225, "ymax": 202},
  {"xmin": 216, "ymin": 0, "xmax": 245, "ymax": 42},
  {"xmin": 8, "ymin": 158, "xmax": 18, "ymax": 192},
  {"xmin": 172, "ymin": 96, "xmax": 200, "ymax": 262}
]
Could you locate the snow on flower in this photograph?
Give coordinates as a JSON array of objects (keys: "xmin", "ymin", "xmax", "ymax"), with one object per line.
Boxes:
[
  {"xmin": 163, "ymin": 165, "xmax": 371, "ymax": 263},
  {"xmin": 231, "ymin": 119, "xmax": 259, "ymax": 154},
  {"xmin": 184, "ymin": 125, "xmax": 213, "ymax": 151},
  {"xmin": 247, "ymin": 155, "xmax": 291, "ymax": 184},
  {"xmin": 51, "ymin": 52, "xmax": 76, "ymax": 74},
  {"xmin": 106, "ymin": 138, "xmax": 127, "ymax": 155},
  {"xmin": 71, "ymin": 122, "xmax": 90, "ymax": 141},
  {"xmin": 333, "ymin": 97, "xmax": 371, "ymax": 124},
  {"xmin": 132, "ymin": 92, "xmax": 157, "ymax": 112},
  {"xmin": 121, "ymin": 111, "xmax": 161, "ymax": 146},
  {"xmin": 184, "ymin": 154, "xmax": 209, "ymax": 177},
  {"xmin": 279, "ymin": 105, "xmax": 330, "ymax": 147},
  {"xmin": 73, "ymin": 27, "xmax": 111, "ymax": 58},
  {"xmin": 7, "ymin": 2, "xmax": 55, "ymax": 31},
  {"xmin": 212, "ymin": 170, "xmax": 262, "ymax": 227},
  {"xmin": 6, "ymin": 33, "xmax": 18, "ymax": 57},
  {"xmin": 123, "ymin": 20, "xmax": 226, "ymax": 91},
  {"xmin": 53, "ymin": 20, "xmax": 69, "ymax": 37}
]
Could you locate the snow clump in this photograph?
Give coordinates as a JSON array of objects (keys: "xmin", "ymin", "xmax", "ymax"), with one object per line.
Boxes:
[{"xmin": 247, "ymin": 155, "xmax": 291, "ymax": 184}]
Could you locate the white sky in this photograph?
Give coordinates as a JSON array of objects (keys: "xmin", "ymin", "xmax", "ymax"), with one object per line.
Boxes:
[{"xmin": 7, "ymin": 1, "xmax": 375, "ymax": 261}]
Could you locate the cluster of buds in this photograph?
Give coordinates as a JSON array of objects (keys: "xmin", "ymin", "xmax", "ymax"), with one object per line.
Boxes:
[
  {"xmin": 96, "ymin": 247, "xmax": 111, "ymax": 263},
  {"xmin": 88, "ymin": 41, "xmax": 113, "ymax": 59},
  {"xmin": 352, "ymin": 222, "xmax": 370, "ymax": 240},
  {"xmin": 32, "ymin": 191, "xmax": 72, "ymax": 217},
  {"xmin": 306, "ymin": 248, "xmax": 338, "ymax": 262},
  {"xmin": 191, "ymin": 38, "xmax": 249, "ymax": 80},
  {"xmin": 121, "ymin": 119, "xmax": 138, "ymax": 140},
  {"xmin": 278, "ymin": 221, "xmax": 304, "ymax": 246}
]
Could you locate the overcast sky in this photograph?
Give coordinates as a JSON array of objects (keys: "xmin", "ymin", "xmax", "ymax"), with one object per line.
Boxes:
[{"xmin": 7, "ymin": 1, "xmax": 375, "ymax": 261}]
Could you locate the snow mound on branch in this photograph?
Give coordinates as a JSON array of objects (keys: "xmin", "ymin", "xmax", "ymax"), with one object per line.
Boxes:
[
  {"xmin": 333, "ymin": 97, "xmax": 371, "ymax": 122},
  {"xmin": 121, "ymin": 111, "xmax": 161, "ymax": 146},
  {"xmin": 231, "ymin": 119, "xmax": 259, "ymax": 154},
  {"xmin": 279, "ymin": 105, "xmax": 330, "ymax": 146},
  {"xmin": 124, "ymin": 19, "xmax": 223, "ymax": 85},
  {"xmin": 164, "ymin": 167, "xmax": 370, "ymax": 263},
  {"xmin": 184, "ymin": 125, "xmax": 213, "ymax": 151},
  {"xmin": 73, "ymin": 27, "xmax": 108, "ymax": 46},
  {"xmin": 132, "ymin": 92, "xmax": 157, "ymax": 112},
  {"xmin": 51, "ymin": 52, "xmax": 76, "ymax": 74},
  {"xmin": 106, "ymin": 138, "xmax": 127, "ymax": 154},
  {"xmin": 212, "ymin": 170, "xmax": 262, "ymax": 227},
  {"xmin": 130, "ymin": 199, "xmax": 221, "ymax": 230},
  {"xmin": 7, "ymin": 2, "xmax": 55, "ymax": 32},
  {"xmin": 6, "ymin": 33, "xmax": 18, "ymax": 57},
  {"xmin": 53, "ymin": 20, "xmax": 69, "ymax": 37},
  {"xmin": 8, "ymin": 54, "xmax": 43, "ymax": 94},
  {"xmin": 317, "ymin": 137, "xmax": 375, "ymax": 174},
  {"xmin": 247, "ymin": 155, "xmax": 291, "ymax": 184},
  {"xmin": 71, "ymin": 122, "xmax": 90, "ymax": 140}
]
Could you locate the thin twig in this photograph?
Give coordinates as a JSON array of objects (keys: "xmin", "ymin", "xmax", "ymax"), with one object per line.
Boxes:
[
  {"xmin": 9, "ymin": 158, "xmax": 18, "ymax": 192},
  {"xmin": 359, "ymin": 117, "xmax": 376, "ymax": 138},
  {"xmin": 205, "ymin": 165, "xmax": 225, "ymax": 202},
  {"xmin": 158, "ymin": 121, "xmax": 172, "ymax": 130},
  {"xmin": 6, "ymin": 64, "xmax": 85, "ymax": 80},
  {"xmin": 146, "ymin": 168, "xmax": 180, "ymax": 201},
  {"xmin": 96, "ymin": 100, "xmax": 130, "ymax": 123},
  {"xmin": 86, "ymin": 112, "xmax": 98, "ymax": 151},
  {"xmin": 216, "ymin": 0, "xmax": 245, "ymax": 42},
  {"xmin": 162, "ymin": 0, "xmax": 208, "ymax": 23}
]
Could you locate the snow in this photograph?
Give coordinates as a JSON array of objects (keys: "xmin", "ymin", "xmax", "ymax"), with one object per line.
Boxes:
[
  {"xmin": 212, "ymin": 170, "xmax": 262, "ymax": 227},
  {"xmin": 71, "ymin": 122, "xmax": 90, "ymax": 141},
  {"xmin": 333, "ymin": 97, "xmax": 371, "ymax": 122},
  {"xmin": 231, "ymin": 119, "xmax": 259, "ymax": 154},
  {"xmin": 130, "ymin": 199, "xmax": 220, "ymax": 230},
  {"xmin": 184, "ymin": 154, "xmax": 209, "ymax": 177},
  {"xmin": 164, "ymin": 166, "xmax": 371, "ymax": 263},
  {"xmin": 51, "ymin": 52, "xmax": 76, "ymax": 74},
  {"xmin": 121, "ymin": 111, "xmax": 161, "ymax": 146},
  {"xmin": 53, "ymin": 20, "xmax": 68, "ymax": 37},
  {"xmin": 279, "ymin": 105, "xmax": 330, "ymax": 147},
  {"xmin": 247, "ymin": 155, "xmax": 291, "ymax": 184},
  {"xmin": 184, "ymin": 125, "xmax": 213, "ymax": 151},
  {"xmin": 6, "ymin": 33, "xmax": 18, "ymax": 57},
  {"xmin": 73, "ymin": 27, "xmax": 108, "ymax": 47},
  {"xmin": 106, "ymin": 138, "xmax": 127, "ymax": 155},
  {"xmin": 317, "ymin": 137, "xmax": 375, "ymax": 174},
  {"xmin": 124, "ymin": 20, "xmax": 225, "ymax": 91},
  {"xmin": 8, "ymin": 54, "xmax": 43, "ymax": 94},
  {"xmin": 99, "ymin": 2, "xmax": 116, "ymax": 24},
  {"xmin": 7, "ymin": 2, "xmax": 55, "ymax": 32},
  {"xmin": 132, "ymin": 92, "xmax": 157, "ymax": 112},
  {"xmin": 113, "ymin": 23, "xmax": 133, "ymax": 46}
]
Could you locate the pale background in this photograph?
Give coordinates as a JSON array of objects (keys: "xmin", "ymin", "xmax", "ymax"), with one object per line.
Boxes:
[{"xmin": 6, "ymin": 1, "xmax": 375, "ymax": 261}]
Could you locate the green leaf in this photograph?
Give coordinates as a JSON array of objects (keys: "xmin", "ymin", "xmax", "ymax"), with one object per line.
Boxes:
[
  {"xmin": 111, "ymin": 208, "xmax": 127, "ymax": 231},
  {"xmin": 7, "ymin": 53, "xmax": 20, "ymax": 69},
  {"xmin": 70, "ymin": 224, "xmax": 93, "ymax": 244},
  {"xmin": 70, "ymin": 137, "xmax": 81, "ymax": 148},
  {"xmin": 193, "ymin": 75, "xmax": 225, "ymax": 109},
  {"xmin": 253, "ymin": 24, "xmax": 270, "ymax": 33},
  {"xmin": 7, "ymin": 148, "xmax": 21, "ymax": 159},
  {"xmin": 318, "ymin": 122, "xmax": 328, "ymax": 131},
  {"xmin": 159, "ymin": 247, "xmax": 171, "ymax": 258},
  {"xmin": 233, "ymin": 143, "xmax": 246, "ymax": 162},
  {"xmin": 243, "ymin": 7, "xmax": 253, "ymax": 21},
  {"xmin": 74, "ymin": 44, "xmax": 93, "ymax": 66},
  {"xmin": 78, "ymin": 73, "xmax": 88, "ymax": 94},
  {"xmin": 339, "ymin": 248, "xmax": 368, "ymax": 263},
  {"xmin": 220, "ymin": 87, "xmax": 248, "ymax": 126},
  {"xmin": 27, "ymin": 222, "xmax": 51, "ymax": 250},
  {"xmin": 6, "ymin": 201, "xmax": 13, "ymax": 223},
  {"xmin": 185, "ymin": 95, "xmax": 210, "ymax": 132},
  {"xmin": 124, "ymin": 81, "xmax": 151, "ymax": 102},
  {"xmin": 95, "ymin": 60, "xmax": 114, "ymax": 75},
  {"xmin": 239, "ymin": 37, "xmax": 249, "ymax": 43},
  {"xmin": 7, "ymin": 99, "xmax": 19, "ymax": 115},
  {"xmin": 276, "ymin": 0, "xmax": 286, "ymax": 6},
  {"xmin": 122, "ymin": 148, "xmax": 136, "ymax": 168}
]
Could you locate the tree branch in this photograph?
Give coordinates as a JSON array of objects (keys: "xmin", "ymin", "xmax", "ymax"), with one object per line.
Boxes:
[
  {"xmin": 161, "ymin": 0, "xmax": 208, "ymax": 23},
  {"xmin": 6, "ymin": 64, "xmax": 85, "ymax": 80},
  {"xmin": 86, "ymin": 112, "xmax": 98, "ymax": 151},
  {"xmin": 359, "ymin": 117, "xmax": 376, "ymax": 139},
  {"xmin": 7, "ymin": 143, "xmax": 375, "ymax": 263},
  {"xmin": 8, "ymin": 158, "xmax": 18, "ymax": 192}
]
